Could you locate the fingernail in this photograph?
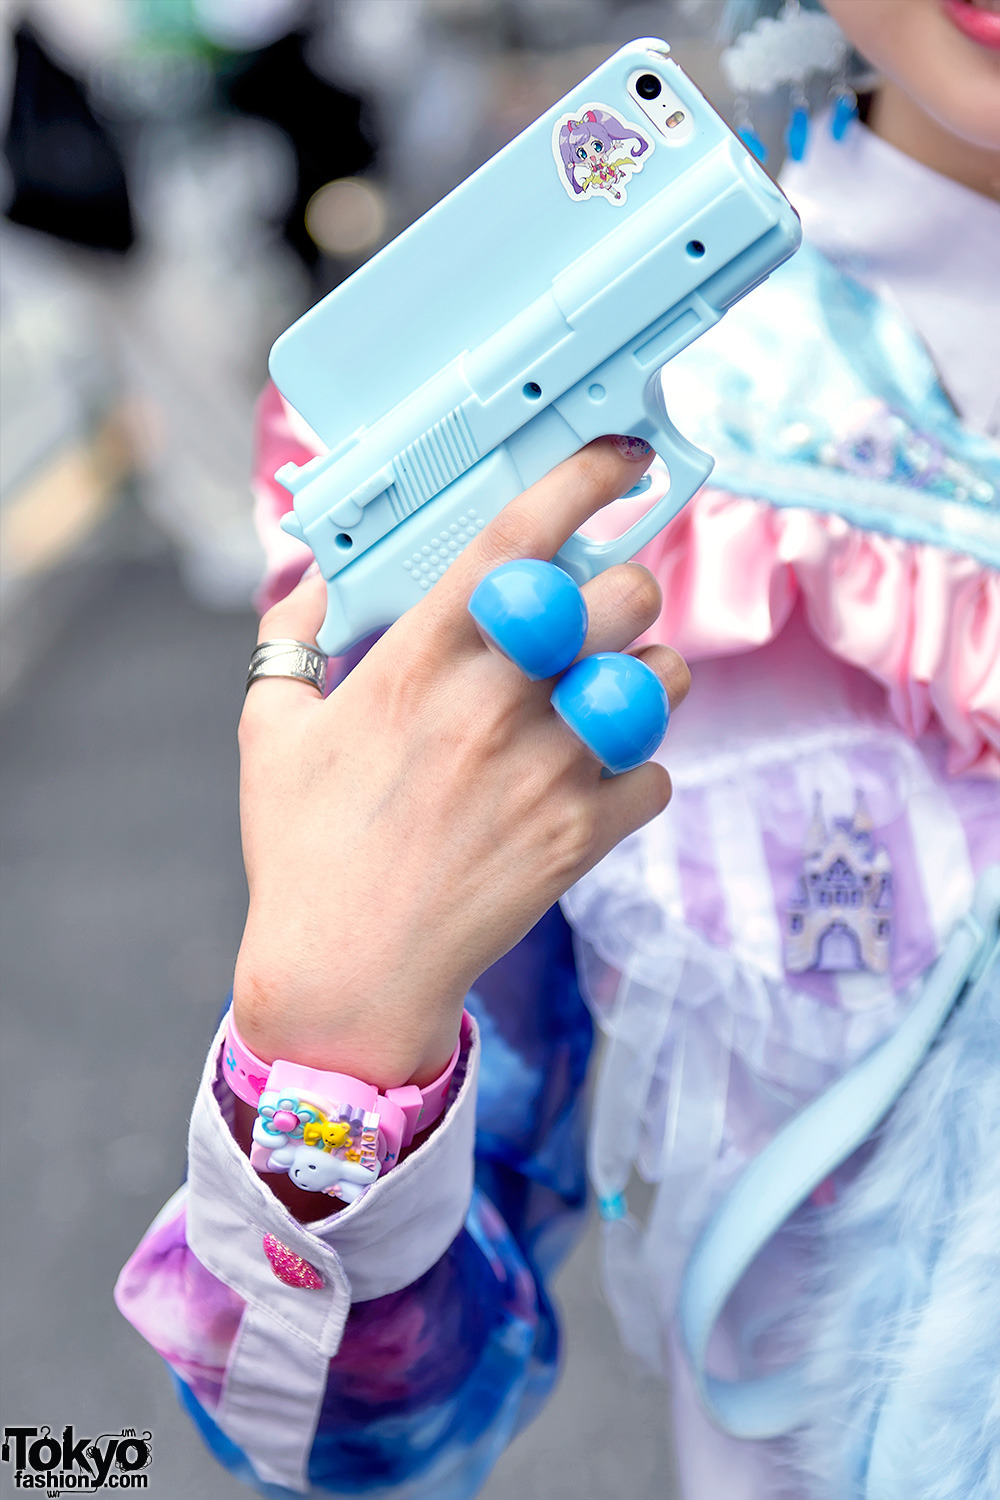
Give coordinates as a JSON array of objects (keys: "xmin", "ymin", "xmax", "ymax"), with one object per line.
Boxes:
[
  {"xmin": 611, "ymin": 435, "xmax": 653, "ymax": 460},
  {"xmin": 302, "ymin": 561, "xmax": 320, "ymax": 580}
]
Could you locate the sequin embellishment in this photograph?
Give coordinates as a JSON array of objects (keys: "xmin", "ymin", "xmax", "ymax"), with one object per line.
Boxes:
[{"xmin": 262, "ymin": 1233, "xmax": 324, "ymax": 1290}]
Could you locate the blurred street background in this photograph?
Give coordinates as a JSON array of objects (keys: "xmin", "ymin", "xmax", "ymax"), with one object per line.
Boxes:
[{"xmin": 0, "ymin": 3, "xmax": 784, "ymax": 1494}]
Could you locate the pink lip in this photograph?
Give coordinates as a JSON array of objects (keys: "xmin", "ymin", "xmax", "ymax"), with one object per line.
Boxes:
[{"xmin": 941, "ymin": 0, "xmax": 1000, "ymax": 50}]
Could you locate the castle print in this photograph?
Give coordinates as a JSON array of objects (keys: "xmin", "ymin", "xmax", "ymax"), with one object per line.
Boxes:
[{"xmin": 785, "ymin": 792, "xmax": 893, "ymax": 975}]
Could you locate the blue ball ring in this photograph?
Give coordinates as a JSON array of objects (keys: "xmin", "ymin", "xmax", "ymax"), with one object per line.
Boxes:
[
  {"xmin": 468, "ymin": 560, "xmax": 588, "ymax": 681},
  {"xmin": 551, "ymin": 652, "xmax": 669, "ymax": 775}
]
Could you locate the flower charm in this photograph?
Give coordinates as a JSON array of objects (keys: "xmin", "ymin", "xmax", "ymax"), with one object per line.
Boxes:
[
  {"xmin": 256, "ymin": 1093, "xmax": 318, "ymax": 1140},
  {"xmin": 262, "ymin": 1233, "xmax": 324, "ymax": 1290}
]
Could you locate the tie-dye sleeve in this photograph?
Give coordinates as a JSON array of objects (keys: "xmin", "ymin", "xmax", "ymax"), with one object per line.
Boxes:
[{"xmin": 116, "ymin": 907, "xmax": 593, "ymax": 1497}]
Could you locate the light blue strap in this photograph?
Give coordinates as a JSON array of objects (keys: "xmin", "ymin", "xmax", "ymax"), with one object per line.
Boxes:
[
  {"xmin": 677, "ymin": 867, "xmax": 1000, "ymax": 1441},
  {"xmin": 863, "ymin": 934, "xmax": 999, "ymax": 1500}
]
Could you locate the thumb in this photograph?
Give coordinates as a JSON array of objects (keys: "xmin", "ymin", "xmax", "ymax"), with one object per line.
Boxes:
[
  {"xmin": 257, "ymin": 562, "xmax": 327, "ymax": 648},
  {"xmin": 246, "ymin": 564, "xmax": 329, "ymax": 705}
]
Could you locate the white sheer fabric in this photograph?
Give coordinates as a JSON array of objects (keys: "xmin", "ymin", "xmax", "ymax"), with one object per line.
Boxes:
[{"xmin": 562, "ymin": 623, "xmax": 993, "ymax": 1378}]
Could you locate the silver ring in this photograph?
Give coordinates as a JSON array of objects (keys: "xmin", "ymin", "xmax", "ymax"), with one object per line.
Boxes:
[{"xmin": 246, "ymin": 639, "xmax": 328, "ymax": 695}]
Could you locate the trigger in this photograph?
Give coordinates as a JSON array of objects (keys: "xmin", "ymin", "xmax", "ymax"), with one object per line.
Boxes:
[{"xmin": 619, "ymin": 473, "xmax": 652, "ymax": 501}]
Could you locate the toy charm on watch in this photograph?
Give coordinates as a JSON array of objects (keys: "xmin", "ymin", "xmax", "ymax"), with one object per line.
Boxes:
[
  {"xmin": 252, "ymin": 1091, "xmax": 382, "ymax": 1202},
  {"xmin": 223, "ymin": 1009, "xmax": 471, "ymax": 1201}
]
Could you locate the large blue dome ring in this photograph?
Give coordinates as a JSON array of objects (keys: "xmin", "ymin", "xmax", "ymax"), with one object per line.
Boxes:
[
  {"xmin": 551, "ymin": 652, "xmax": 670, "ymax": 775},
  {"xmin": 468, "ymin": 560, "xmax": 588, "ymax": 681}
]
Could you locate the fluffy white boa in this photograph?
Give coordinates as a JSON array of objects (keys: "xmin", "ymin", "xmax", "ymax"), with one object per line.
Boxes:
[{"xmin": 790, "ymin": 951, "xmax": 1000, "ymax": 1500}]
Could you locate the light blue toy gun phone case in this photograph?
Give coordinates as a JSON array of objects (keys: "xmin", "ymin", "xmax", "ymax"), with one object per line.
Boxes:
[{"xmin": 270, "ymin": 38, "xmax": 801, "ymax": 656}]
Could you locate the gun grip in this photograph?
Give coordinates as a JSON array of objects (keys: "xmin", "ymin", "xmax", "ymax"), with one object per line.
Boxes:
[{"xmin": 554, "ymin": 410, "xmax": 713, "ymax": 584}]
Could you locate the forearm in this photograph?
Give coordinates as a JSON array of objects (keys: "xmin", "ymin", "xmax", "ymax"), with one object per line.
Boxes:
[
  {"xmin": 232, "ymin": 932, "xmax": 466, "ymax": 1092},
  {"xmin": 233, "ymin": 439, "xmax": 686, "ymax": 1170}
]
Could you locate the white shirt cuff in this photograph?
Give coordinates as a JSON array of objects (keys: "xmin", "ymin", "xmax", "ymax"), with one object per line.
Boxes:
[{"xmin": 182, "ymin": 1012, "xmax": 479, "ymax": 1492}]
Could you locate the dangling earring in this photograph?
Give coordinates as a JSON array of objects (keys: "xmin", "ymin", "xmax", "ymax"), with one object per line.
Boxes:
[
  {"xmin": 734, "ymin": 93, "xmax": 768, "ymax": 164},
  {"xmin": 721, "ymin": 0, "xmax": 849, "ymax": 165},
  {"xmin": 787, "ymin": 84, "xmax": 810, "ymax": 162},
  {"xmin": 827, "ymin": 46, "xmax": 858, "ymax": 142},
  {"xmin": 828, "ymin": 86, "xmax": 857, "ymax": 143}
]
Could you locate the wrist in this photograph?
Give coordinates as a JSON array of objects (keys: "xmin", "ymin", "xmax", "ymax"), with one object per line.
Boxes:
[
  {"xmin": 233, "ymin": 942, "xmax": 466, "ymax": 1091},
  {"xmin": 224, "ymin": 1007, "xmax": 469, "ymax": 1205}
]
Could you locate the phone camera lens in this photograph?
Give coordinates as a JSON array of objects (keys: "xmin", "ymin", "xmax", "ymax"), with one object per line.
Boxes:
[{"xmin": 636, "ymin": 74, "xmax": 662, "ymax": 101}]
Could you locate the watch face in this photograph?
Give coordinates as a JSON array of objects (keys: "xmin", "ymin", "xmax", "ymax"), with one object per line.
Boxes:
[{"xmin": 253, "ymin": 1090, "xmax": 382, "ymax": 1174}]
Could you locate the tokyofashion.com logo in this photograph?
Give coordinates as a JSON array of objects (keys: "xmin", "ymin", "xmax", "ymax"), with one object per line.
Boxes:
[{"xmin": 2, "ymin": 1425, "xmax": 152, "ymax": 1492}]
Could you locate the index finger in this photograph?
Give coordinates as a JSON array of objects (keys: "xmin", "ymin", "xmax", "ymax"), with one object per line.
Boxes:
[{"xmin": 425, "ymin": 435, "xmax": 654, "ymax": 630}]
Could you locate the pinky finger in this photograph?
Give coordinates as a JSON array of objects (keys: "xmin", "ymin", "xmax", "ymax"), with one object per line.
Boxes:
[
  {"xmin": 593, "ymin": 758, "xmax": 673, "ymax": 859},
  {"xmin": 631, "ymin": 643, "xmax": 691, "ymax": 713}
]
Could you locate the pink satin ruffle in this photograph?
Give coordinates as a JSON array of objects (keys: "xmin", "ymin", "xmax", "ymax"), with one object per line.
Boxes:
[
  {"xmin": 253, "ymin": 384, "xmax": 999, "ymax": 779},
  {"xmin": 624, "ymin": 485, "xmax": 1000, "ymax": 779}
]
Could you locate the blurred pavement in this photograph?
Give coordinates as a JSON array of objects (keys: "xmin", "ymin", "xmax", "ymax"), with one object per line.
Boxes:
[{"xmin": 0, "ymin": 552, "xmax": 676, "ymax": 1499}]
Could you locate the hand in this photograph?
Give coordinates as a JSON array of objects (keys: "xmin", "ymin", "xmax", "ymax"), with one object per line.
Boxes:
[{"xmin": 234, "ymin": 437, "xmax": 690, "ymax": 1092}]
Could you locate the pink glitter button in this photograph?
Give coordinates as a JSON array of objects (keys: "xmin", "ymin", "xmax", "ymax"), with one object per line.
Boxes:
[{"xmin": 262, "ymin": 1233, "xmax": 324, "ymax": 1290}]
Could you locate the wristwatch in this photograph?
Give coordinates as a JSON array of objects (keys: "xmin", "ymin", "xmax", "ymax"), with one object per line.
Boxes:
[{"xmin": 223, "ymin": 1011, "xmax": 468, "ymax": 1201}]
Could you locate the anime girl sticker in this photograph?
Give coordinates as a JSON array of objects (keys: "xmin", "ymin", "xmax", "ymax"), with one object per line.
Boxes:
[{"xmin": 552, "ymin": 104, "xmax": 653, "ymax": 206}]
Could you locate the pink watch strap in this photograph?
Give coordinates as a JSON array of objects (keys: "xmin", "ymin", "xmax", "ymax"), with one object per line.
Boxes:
[{"xmin": 223, "ymin": 1012, "xmax": 468, "ymax": 1170}]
